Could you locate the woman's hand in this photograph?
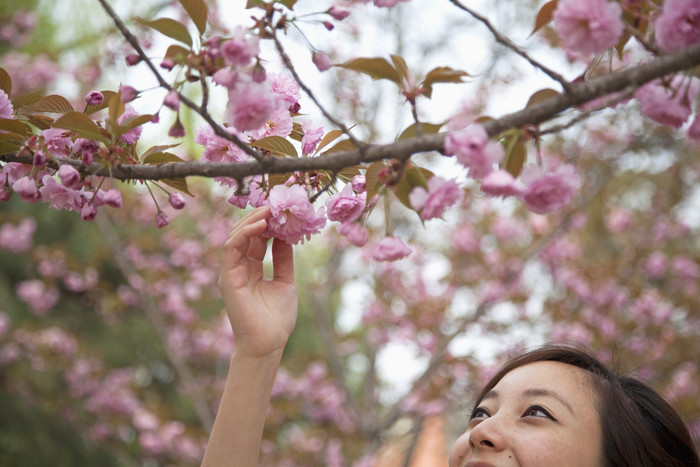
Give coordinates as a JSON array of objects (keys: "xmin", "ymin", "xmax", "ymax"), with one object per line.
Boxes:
[{"xmin": 218, "ymin": 206, "xmax": 297, "ymax": 358}]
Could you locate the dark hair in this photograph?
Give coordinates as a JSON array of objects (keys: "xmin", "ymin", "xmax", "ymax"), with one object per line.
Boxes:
[{"xmin": 473, "ymin": 344, "xmax": 700, "ymax": 467}]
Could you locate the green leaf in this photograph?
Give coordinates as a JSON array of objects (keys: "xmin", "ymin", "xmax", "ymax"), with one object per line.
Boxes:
[
  {"xmin": 336, "ymin": 57, "xmax": 400, "ymax": 83},
  {"xmin": 179, "ymin": 0, "xmax": 208, "ymax": 35},
  {"xmin": 314, "ymin": 129, "xmax": 345, "ymax": 153},
  {"xmin": 393, "ymin": 165, "xmax": 432, "ymax": 210},
  {"xmin": 421, "ymin": 66, "xmax": 469, "ymax": 98},
  {"xmin": 396, "ymin": 122, "xmax": 444, "ymax": 141},
  {"xmin": 245, "ymin": 0, "xmax": 265, "ymax": 9},
  {"xmin": 390, "ymin": 54, "xmax": 410, "ymax": 83},
  {"xmin": 164, "ymin": 44, "xmax": 190, "ymax": 61},
  {"xmin": 530, "ymin": 0, "xmax": 558, "ymax": 36},
  {"xmin": 11, "ymin": 93, "xmax": 43, "ymax": 110},
  {"xmin": 141, "ymin": 144, "xmax": 181, "ymax": 161},
  {"xmin": 142, "ymin": 151, "xmax": 186, "ymax": 164},
  {"xmin": 0, "ymin": 138, "xmax": 22, "ymax": 155},
  {"xmin": 25, "ymin": 114, "xmax": 54, "ymax": 130},
  {"xmin": 119, "ymin": 114, "xmax": 153, "ymax": 131},
  {"xmin": 289, "ymin": 122, "xmax": 304, "ymax": 142},
  {"xmin": 0, "ymin": 67, "xmax": 11, "ymax": 96},
  {"xmin": 20, "ymin": 95, "xmax": 74, "ymax": 114},
  {"xmin": 0, "ymin": 119, "xmax": 31, "ymax": 136},
  {"xmin": 135, "ymin": 17, "xmax": 193, "ymax": 48},
  {"xmin": 365, "ymin": 161, "xmax": 385, "ymax": 202},
  {"xmin": 108, "ymin": 93, "xmax": 125, "ymax": 126},
  {"xmin": 525, "ymin": 88, "xmax": 560, "ymax": 108},
  {"xmin": 337, "ymin": 166, "xmax": 362, "ymax": 183},
  {"xmin": 321, "ymin": 138, "xmax": 357, "ymax": 155},
  {"xmin": 249, "ymin": 136, "xmax": 298, "ymax": 157},
  {"xmin": 84, "ymin": 91, "xmax": 117, "ymax": 115},
  {"xmin": 502, "ymin": 134, "xmax": 527, "ymax": 178},
  {"xmin": 278, "ymin": 0, "xmax": 297, "ymax": 9},
  {"xmin": 162, "ymin": 178, "xmax": 194, "ymax": 197},
  {"xmin": 53, "ymin": 112, "xmax": 110, "ymax": 144}
]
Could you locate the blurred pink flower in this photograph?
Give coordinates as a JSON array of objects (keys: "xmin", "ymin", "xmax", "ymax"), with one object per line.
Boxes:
[
  {"xmin": 16, "ymin": 280, "xmax": 60, "ymax": 315},
  {"xmin": 269, "ymin": 72, "xmax": 301, "ymax": 110},
  {"xmin": 338, "ymin": 221, "xmax": 368, "ymax": 246},
  {"xmin": 312, "ymin": 51, "xmax": 332, "ymax": 71},
  {"xmin": 163, "ymin": 90, "xmax": 180, "ymax": 110},
  {"xmin": 221, "ymin": 26, "xmax": 260, "ymax": 67},
  {"xmin": 644, "ymin": 251, "xmax": 667, "ymax": 279},
  {"xmin": 39, "ymin": 175, "xmax": 82, "ymax": 212},
  {"xmin": 553, "ymin": 0, "xmax": 624, "ymax": 55},
  {"xmin": 481, "ymin": 169, "xmax": 525, "ymax": 197},
  {"xmin": 328, "ymin": 6, "xmax": 351, "ymax": 20},
  {"xmin": 409, "ymin": 176, "xmax": 461, "ymax": 220},
  {"xmin": 374, "ymin": 0, "xmax": 409, "ymax": 6},
  {"xmin": 654, "ymin": 0, "xmax": 700, "ymax": 51},
  {"xmin": 301, "ymin": 120, "xmax": 324, "ymax": 155},
  {"xmin": 265, "ymin": 184, "xmax": 327, "ymax": 244},
  {"xmin": 635, "ymin": 77, "xmax": 698, "ymax": 128},
  {"xmin": 326, "ymin": 183, "xmax": 364, "ymax": 223},
  {"xmin": 0, "ymin": 89, "xmax": 13, "ymax": 119},
  {"xmin": 41, "ymin": 128, "xmax": 72, "ymax": 157},
  {"xmin": 372, "ymin": 236, "xmax": 412, "ymax": 261},
  {"xmin": 246, "ymin": 106, "xmax": 293, "ymax": 140},
  {"xmin": 0, "ymin": 218, "xmax": 36, "ymax": 253},
  {"xmin": 226, "ymin": 81, "xmax": 279, "ymax": 132},
  {"xmin": 687, "ymin": 113, "xmax": 700, "ymax": 139},
  {"xmin": 519, "ymin": 164, "xmax": 579, "ymax": 214},
  {"xmin": 444, "ymin": 124, "xmax": 503, "ymax": 179},
  {"xmin": 156, "ymin": 211, "xmax": 169, "ymax": 229}
]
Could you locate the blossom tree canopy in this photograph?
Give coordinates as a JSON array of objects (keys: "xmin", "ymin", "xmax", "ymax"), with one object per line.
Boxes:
[{"xmin": 0, "ymin": 0, "xmax": 699, "ymax": 464}]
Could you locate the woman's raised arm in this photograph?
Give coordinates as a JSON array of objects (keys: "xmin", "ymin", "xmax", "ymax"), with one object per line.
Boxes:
[{"xmin": 201, "ymin": 206, "xmax": 297, "ymax": 467}]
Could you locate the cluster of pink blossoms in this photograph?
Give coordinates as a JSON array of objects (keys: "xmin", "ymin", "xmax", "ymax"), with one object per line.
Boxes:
[{"xmin": 445, "ymin": 123, "xmax": 580, "ymax": 214}]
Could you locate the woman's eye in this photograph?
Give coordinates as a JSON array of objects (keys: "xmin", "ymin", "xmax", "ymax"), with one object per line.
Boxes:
[
  {"xmin": 523, "ymin": 405, "xmax": 555, "ymax": 420},
  {"xmin": 470, "ymin": 407, "xmax": 490, "ymax": 420}
]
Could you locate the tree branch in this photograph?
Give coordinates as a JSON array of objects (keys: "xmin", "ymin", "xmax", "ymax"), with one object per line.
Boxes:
[{"xmin": 4, "ymin": 43, "xmax": 700, "ymax": 182}]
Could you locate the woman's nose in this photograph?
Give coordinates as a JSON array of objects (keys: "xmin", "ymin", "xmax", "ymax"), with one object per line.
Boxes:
[{"xmin": 468, "ymin": 416, "xmax": 507, "ymax": 451}]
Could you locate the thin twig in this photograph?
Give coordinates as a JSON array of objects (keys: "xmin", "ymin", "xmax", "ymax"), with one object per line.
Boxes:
[
  {"xmin": 271, "ymin": 31, "xmax": 363, "ymax": 149},
  {"xmin": 447, "ymin": 0, "xmax": 572, "ymax": 92}
]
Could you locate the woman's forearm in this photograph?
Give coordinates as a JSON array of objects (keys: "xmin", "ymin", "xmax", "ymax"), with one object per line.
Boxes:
[{"xmin": 201, "ymin": 349, "xmax": 283, "ymax": 467}]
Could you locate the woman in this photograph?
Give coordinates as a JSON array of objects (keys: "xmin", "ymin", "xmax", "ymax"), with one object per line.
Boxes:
[{"xmin": 202, "ymin": 207, "xmax": 699, "ymax": 467}]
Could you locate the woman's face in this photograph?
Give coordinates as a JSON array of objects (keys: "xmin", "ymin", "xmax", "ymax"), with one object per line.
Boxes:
[{"xmin": 448, "ymin": 361, "xmax": 602, "ymax": 467}]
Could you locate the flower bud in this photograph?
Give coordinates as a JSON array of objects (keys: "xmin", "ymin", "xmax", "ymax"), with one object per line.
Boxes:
[
  {"xmin": 323, "ymin": 21, "xmax": 335, "ymax": 31},
  {"xmin": 103, "ymin": 189, "xmax": 122, "ymax": 208},
  {"xmin": 155, "ymin": 211, "xmax": 169, "ymax": 228},
  {"xmin": 168, "ymin": 117, "xmax": 185, "ymax": 138},
  {"xmin": 119, "ymin": 85, "xmax": 139, "ymax": 103},
  {"xmin": 125, "ymin": 54, "xmax": 141, "ymax": 66},
  {"xmin": 160, "ymin": 58, "xmax": 175, "ymax": 71},
  {"xmin": 85, "ymin": 91, "xmax": 104, "ymax": 106},
  {"xmin": 312, "ymin": 51, "xmax": 332, "ymax": 72},
  {"xmin": 163, "ymin": 90, "xmax": 180, "ymax": 110},
  {"xmin": 168, "ymin": 192, "xmax": 186, "ymax": 210},
  {"xmin": 328, "ymin": 6, "xmax": 351, "ymax": 20},
  {"xmin": 32, "ymin": 150, "xmax": 46, "ymax": 167},
  {"xmin": 81, "ymin": 201, "xmax": 97, "ymax": 221}
]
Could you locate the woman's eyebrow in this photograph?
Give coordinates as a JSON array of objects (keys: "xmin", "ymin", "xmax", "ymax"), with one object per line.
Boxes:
[{"xmin": 522, "ymin": 388, "xmax": 574, "ymax": 415}]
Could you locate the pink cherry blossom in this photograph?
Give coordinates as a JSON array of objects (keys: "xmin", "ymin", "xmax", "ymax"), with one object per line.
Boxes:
[
  {"xmin": 301, "ymin": 120, "xmax": 324, "ymax": 155},
  {"xmin": 372, "ymin": 236, "xmax": 413, "ymax": 261},
  {"xmin": 312, "ymin": 51, "xmax": 332, "ymax": 72},
  {"xmin": 444, "ymin": 124, "xmax": 503, "ymax": 179},
  {"xmin": 338, "ymin": 222, "xmax": 368, "ymax": 247},
  {"xmin": 0, "ymin": 89, "xmax": 13, "ymax": 119},
  {"xmin": 57, "ymin": 164, "xmax": 83, "ymax": 189},
  {"xmin": 654, "ymin": 0, "xmax": 700, "ymax": 51},
  {"xmin": 480, "ymin": 169, "xmax": 525, "ymax": 197},
  {"xmin": 117, "ymin": 107, "xmax": 144, "ymax": 144},
  {"xmin": 326, "ymin": 183, "xmax": 364, "ymax": 223},
  {"xmin": 81, "ymin": 202, "xmax": 97, "ymax": 221},
  {"xmin": 269, "ymin": 72, "xmax": 301, "ymax": 110},
  {"xmin": 264, "ymin": 184, "xmax": 327, "ymax": 244},
  {"xmin": 212, "ymin": 67, "xmax": 239, "ymax": 88},
  {"xmin": 226, "ymin": 81, "xmax": 279, "ymax": 132},
  {"xmin": 221, "ymin": 26, "xmax": 260, "ymax": 67},
  {"xmin": 409, "ymin": 176, "xmax": 461, "ymax": 220},
  {"xmin": 351, "ymin": 175, "xmax": 366, "ymax": 193},
  {"xmin": 635, "ymin": 77, "xmax": 699, "ymax": 128},
  {"xmin": 100, "ymin": 189, "xmax": 122, "ymax": 208},
  {"xmin": 119, "ymin": 85, "xmax": 139, "ymax": 103},
  {"xmin": 41, "ymin": 128, "xmax": 72, "ymax": 157},
  {"xmin": 552, "ymin": 0, "xmax": 624, "ymax": 55},
  {"xmin": 39, "ymin": 175, "xmax": 82, "ymax": 212},
  {"xmin": 12, "ymin": 176, "xmax": 40, "ymax": 203},
  {"xmin": 519, "ymin": 164, "xmax": 580, "ymax": 214},
  {"xmin": 246, "ymin": 107, "xmax": 293, "ymax": 140}
]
